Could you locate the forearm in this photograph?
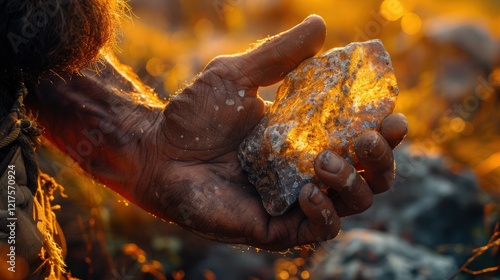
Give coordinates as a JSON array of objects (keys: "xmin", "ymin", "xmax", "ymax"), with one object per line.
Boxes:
[{"xmin": 26, "ymin": 58, "xmax": 166, "ymax": 202}]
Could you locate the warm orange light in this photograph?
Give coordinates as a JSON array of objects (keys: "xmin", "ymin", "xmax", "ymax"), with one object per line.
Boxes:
[
  {"xmin": 204, "ymin": 269, "xmax": 216, "ymax": 280},
  {"xmin": 380, "ymin": 0, "xmax": 405, "ymax": 21},
  {"xmin": 146, "ymin": 57, "xmax": 168, "ymax": 77},
  {"xmin": 141, "ymin": 264, "xmax": 150, "ymax": 272},
  {"xmin": 292, "ymin": 258, "xmax": 305, "ymax": 266},
  {"xmin": 278, "ymin": 270, "xmax": 290, "ymax": 279},
  {"xmin": 401, "ymin": 12, "xmax": 422, "ymax": 35},
  {"xmin": 137, "ymin": 254, "xmax": 146, "ymax": 263},
  {"xmin": 172, "ymin": 270, "xmax": 185, "ymax": 280},
  {"xmin": 194, "ymin": 18, "xmax": 215, "ymax": 40},
  {"xmin": 450, "ymin": 117, "xmax": 466, "ymax": 133}
]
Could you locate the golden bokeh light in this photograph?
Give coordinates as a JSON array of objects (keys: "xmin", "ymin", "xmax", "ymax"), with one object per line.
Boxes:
[
  {"xmin": 146, "ymin": 57, "xmax": 168, "ymax": 77},
  {"xmin": 204, "ymin": 269, "xmax": 217, "ymax": 280},
  {"xmin": 194, "ymin": 18, "xmax": 215, "ymax": 40},
  {"xmin": 141, "ymin": 264, "xmax": 151, "ymax": 272},
  {"xmin": 380, "ymin": 0, "xmax": 405, "ymax": 21},
  {"xmin": 450, "ymin": 117, "xmax": 466, "ymax": 133},
  {"xmin": 292, "ymin": 257, "xmax": 305, "ymax": 266},
  {"xmin": 137, "ymin": 254, "xmax": 146, "ymax": 264},
  {"xmin": 224, "ymin": 6, "xmax": 246, "ymax": 32},
  {"xmin": 278, "ymin": 270, "xmax": 290, "ymax": 279},
  {"xmin": 288, "ymin": 263, "xmax": 298, "ymax": 275},
  {"xmin": 401, "ymin": 12, "xmax": 422, "ymax": 35},
  {"xmin": 172, "ymin": 270, "xmax": 185, "ymax": 280}
]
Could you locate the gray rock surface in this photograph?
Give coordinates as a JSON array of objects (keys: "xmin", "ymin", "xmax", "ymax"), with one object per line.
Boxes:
[
  {"xmin": 309, "ymin": 229, "xmax": 457, "ymax": 280},
  {"xmin": 239, "ymin": 40, "xmax": 398, "ymax": 216}
]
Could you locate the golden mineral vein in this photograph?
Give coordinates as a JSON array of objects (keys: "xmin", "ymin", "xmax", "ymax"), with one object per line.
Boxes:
[{"xmin": 239, "ymin": 39, "xmax": 399, "ymax": 216}]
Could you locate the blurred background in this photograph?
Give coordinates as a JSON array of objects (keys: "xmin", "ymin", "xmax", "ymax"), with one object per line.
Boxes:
[{"xmin": 40, "ymin": 0, "xmax": 500, "ymax": 279}]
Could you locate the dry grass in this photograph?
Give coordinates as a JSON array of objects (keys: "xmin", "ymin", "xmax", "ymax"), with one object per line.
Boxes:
[{"xmin": 449, "ymin": 222, "xmax": 500, "ymax": 279}]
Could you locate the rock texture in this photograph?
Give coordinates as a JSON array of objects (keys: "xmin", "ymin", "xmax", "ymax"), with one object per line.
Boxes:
[
  {"xmin": 308, "ymin": 229, "xmax": 456, "ymax": 280},
  {"xmin": 238, "ymin": 40, "xmax": 399, "ymax": 216}
]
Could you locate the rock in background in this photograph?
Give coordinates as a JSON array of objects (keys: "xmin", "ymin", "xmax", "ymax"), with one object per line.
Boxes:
[{"xmin": 308, "ymin": 229, "xmax": 456, "ymax": 280}]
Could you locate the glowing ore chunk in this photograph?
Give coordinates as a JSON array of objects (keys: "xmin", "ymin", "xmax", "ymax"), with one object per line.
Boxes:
[{"xmin": 238, "ymin": 40, "xmax": 399, "ymax": 216}]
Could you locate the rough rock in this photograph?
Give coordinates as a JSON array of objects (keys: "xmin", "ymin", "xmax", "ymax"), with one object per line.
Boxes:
[
  {"xmin": 238, "ymin": 40, "xmax": 399, "ymax": 216},
  {"xmin": 308, "ymin": 229, "xmax": 457, "ymax": 280}
]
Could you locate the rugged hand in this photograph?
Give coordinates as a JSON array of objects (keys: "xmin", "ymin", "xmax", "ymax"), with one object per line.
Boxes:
[
  {"xmin": 32, "ymin": 15, "xmax": 407, "ymax": 251},
  {"xmin": 143, "ymin": 15, "xmax": 408, "ymax": 250}
]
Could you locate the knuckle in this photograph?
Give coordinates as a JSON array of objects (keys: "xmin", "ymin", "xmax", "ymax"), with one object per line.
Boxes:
[
  {"xmin": 349, "ymin": 196, "xmax": 373, "ymax": 214},
  {"xmin": 272, "ymin": 44, "xmax": 296, "ymax": 68},
  {"xmin": 205, "ymin": 55, "xmax": 232, "ymax": 73},
  {"xmin": 318, "ymin": 221, "xmax": 341, "ymax": 243}
]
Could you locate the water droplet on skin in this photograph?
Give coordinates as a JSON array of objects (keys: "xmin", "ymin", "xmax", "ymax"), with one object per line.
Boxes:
[
  {"xmin": 237, "ymin": 106, "xmax": 244, "ymax": 112},
  {"xmin": 180, "ymin": 135, "xmax": 184, "ymax": 138},
  {"xmin": 140, "ymin": 128, "xmax": 144, "ymax": 133},
  {"xmin": 195, "ymin": 137, "xmax": 200, "ymax": 141},
  {"xmin": 214, "ymin": 105, "xmax": 219, "ymax": 111},
  {"xmin": 226, "ymin": 99, "xmax": 235, "ymax": 105},
  {"xmin": 238, "ymin": 90, "xmax": 245, "ymax": 97}
]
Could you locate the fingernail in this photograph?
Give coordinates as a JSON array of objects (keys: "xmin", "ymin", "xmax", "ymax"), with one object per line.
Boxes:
[
  {"xmin": 309, "ymin": 186, "xmax": 324, "ymax": 205},
  {"xmin": 366, "ymin": 133, "xmax": 386, "ymax": 158},
  {"xmin": 356, "ymin": 131, "xmax": 384, "ymax": 158},
  {"xmin": 321, "ymin": 151, "xmax": 343, "ymax": 174}
]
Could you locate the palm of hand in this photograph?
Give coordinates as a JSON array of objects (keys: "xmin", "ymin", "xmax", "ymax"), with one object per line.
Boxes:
[
  {"xmin": 159, "ymin": 58, "xmax": 287, "ymax": 247},
  {"xmin": 163, "ymin": 57, "xmax": 266, "ymax": 161}
]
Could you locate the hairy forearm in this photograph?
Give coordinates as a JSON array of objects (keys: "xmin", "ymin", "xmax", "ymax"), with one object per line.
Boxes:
[{"xmin": 26, "ymin": 59, "xmax": 166, "ymax": 202}]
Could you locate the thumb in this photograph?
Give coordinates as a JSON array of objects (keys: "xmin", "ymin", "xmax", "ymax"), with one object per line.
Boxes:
[
  {"xmin": 237, "ymin": 15, "xmax": 326, "ymax": 86},
  {"xmin": 234, "ymin": 14, "xmax": 326, "ymax": 88}
]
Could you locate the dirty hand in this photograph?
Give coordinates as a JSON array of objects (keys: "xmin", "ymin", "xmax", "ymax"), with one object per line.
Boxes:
[{"xmin": 143, "ymin": 15, "xmax": 407, "ymax": 250}]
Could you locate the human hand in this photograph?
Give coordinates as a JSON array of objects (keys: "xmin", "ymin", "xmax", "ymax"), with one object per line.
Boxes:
[{"xmin": 140, "ymin": 15, "xmax": 407, "ymax": 250}]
